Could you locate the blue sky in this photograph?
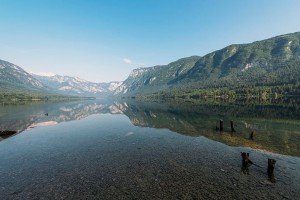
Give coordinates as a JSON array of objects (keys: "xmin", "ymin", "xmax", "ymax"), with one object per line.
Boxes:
[{"xmin": 0, "ymin": 0, "xmax": 300, "ymax": 82}]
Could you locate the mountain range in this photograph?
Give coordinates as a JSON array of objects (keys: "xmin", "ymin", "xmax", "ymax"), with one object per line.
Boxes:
[
  {"xmin": 1, "ymin": 32, "xmax": 300, "ymax": 99},
  {"xmin": 32, "ymin": 74, "xmax": 121, "ymax": 97},
  {"xmin": 116, "ymin": 32, "xmax": 300, "ymax": 97},
  {"xmin": 0, "ymin": 59, "xmax": 121, "ymax": 98}
]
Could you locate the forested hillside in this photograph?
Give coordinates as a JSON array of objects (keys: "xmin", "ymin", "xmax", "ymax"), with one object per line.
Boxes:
[{"xmin": 116, "ymin": 32, "xmax": 300, "ymax": 99}]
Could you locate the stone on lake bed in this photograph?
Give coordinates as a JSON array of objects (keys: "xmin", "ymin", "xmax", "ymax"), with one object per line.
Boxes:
[{"xmin": 0, "ymin": 130, "xmax": 17, "ymax": 136}]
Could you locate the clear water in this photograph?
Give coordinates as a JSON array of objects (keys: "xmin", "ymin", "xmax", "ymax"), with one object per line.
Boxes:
[{"xmin": 0, "ymin": 100, "xmax": 299, "ymax": 199}]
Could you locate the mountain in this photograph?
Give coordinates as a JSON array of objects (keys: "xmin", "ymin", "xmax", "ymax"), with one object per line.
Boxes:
[
  {"xmin": 0, "ymin": 59, "xmax": 121, "ymax": 99},
  {"xmin": 114, "ymin": 56, "xmax": 200, "ymax": 94},
  {"xmin": 176, "ymin": 32, "xmax": 300, "ymax": 88},
  {"xmin": 0, "ymin": 59, "xmax": 45, "ymax": 92},
  {"xmin": 33, "ymin": 74, "xmax": 122, "ymax": 97},
  {"xmin": 115, "ymin": 32, "xmax": 300, "ymax": 97}
]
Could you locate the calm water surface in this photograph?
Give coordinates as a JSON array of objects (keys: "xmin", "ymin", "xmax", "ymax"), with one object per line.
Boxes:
[{"xmin": 0, "ymin": 100, "xmax": 299, "ymax": 199}]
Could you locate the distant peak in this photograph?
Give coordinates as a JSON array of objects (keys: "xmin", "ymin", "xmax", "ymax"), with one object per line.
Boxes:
[{"xmin": 74, "ymin": 76, "xmax": 87, "ymax": 82}]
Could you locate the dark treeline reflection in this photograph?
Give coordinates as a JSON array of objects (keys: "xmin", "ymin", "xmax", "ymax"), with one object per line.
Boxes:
[
  {"xmin": 0, "ymin": 98, "xmax": 299, "ymax": 156},
  {"xmin": 118, "ymin": 99, "xmax": 300, "ymax": 156}
]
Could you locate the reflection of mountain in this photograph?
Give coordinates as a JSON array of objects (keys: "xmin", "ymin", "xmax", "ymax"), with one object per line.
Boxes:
[
  {"xmin": 0, "ymin": 100, "xmax": 123, "ymax": 140},
  {"xmin": 1, "ymin": 99, "xmax": 299, "ymax": 156},
  {"xmin": 119, "ymin": 100, "xmax": 300, "ymax": 156},
  {"xmin": 37, "ymin": 101, "xmax": 122, "ymax": 124}
]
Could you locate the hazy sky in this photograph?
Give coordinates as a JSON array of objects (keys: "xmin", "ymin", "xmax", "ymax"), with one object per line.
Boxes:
[{"xmin": 0, "ymin": 0, "xmax": 300, "ymax": 82}]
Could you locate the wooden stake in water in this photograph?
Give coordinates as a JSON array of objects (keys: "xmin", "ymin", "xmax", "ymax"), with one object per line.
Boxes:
[
  {"xmin": 250, "ymin": 131, "xmax": 254, "ymax": 140},
  {"xmin": 268, "ymin": 159, "xmax": 276, "ymax": 173},
  {"xmin": 230, "ymin": 121, "xmax": 235, "ymax": 132},
  {"xmin": 267, "ymin": 159, "xmax": 276, "ymax": 182},
  {"xmin": 220, "ymin": 120, "xmax": 224, "ymax": 132}
]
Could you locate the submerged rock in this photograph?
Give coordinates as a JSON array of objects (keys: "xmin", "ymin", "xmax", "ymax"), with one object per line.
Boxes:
[{"xmin": 0, "ymin": 130, "xmax": 17, "ymax": 137}]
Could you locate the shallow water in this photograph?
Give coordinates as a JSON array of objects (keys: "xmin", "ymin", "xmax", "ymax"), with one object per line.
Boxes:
[{"xmin": 0, "ymin": 100, "xmax": 299, "ymax": 199}]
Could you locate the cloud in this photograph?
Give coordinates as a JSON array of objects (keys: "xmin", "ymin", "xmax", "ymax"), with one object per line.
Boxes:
[
  {"xmin": 123, "ymin": 58, "xmax": 132, "ymax": 64},
  {"xmin": 120, "ymin": 57, "xmax": 146, "ymax": 67}
]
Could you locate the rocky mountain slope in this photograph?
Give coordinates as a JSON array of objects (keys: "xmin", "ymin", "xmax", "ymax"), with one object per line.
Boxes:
[
  {"xmin": 0, "ymin": 59, "xmax": 45, "ymax": 92},
  {"xmin": 114, "ymin": 56, "xmax": 200, "ymax": 94},
  {"xmin": 176, "ymin": 32, "xmax": 300, "ymax": 88}
]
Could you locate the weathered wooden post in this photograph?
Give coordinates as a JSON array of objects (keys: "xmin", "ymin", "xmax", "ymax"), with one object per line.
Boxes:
[
  {"xmin": 250, "ymin": 131, "xmax": 254, "ymax": 140},
  {"xmin": 220, "ymin": 120, "xmax": 224, "ymax": 132},
  {"xmin": 267, "ymin": 158, "xmax": 276, "ymax": 182},
  {"xmin": 241, "ymin": 152, "xmax": 253, "ymax": 175},
  {"xmin": 230, "ymin": 121, "xmax": 235, "ymax": 132}
]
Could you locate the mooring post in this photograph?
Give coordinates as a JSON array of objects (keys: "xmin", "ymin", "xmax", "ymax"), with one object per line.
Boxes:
[
  {"xmin": 220, "ymin": 120, "xmax": 224, "ymax": 132},
  {"xmin": 241, "ymin": 152, "xmax": 253, "ymax": 175},
  {"xmin": 267, "ymin": 158, "xmax": 276, "ymax": 182},
  {"xmin": 268, "ymin": 159, "xmax": 276, "ymax": 175},
  {"xmin": 250, "ymin": 131, "xmax": 254, "ymax": 140},
  {"xmin": 230, "ymin": 121, "xmax": 235, "ymax": 132}
]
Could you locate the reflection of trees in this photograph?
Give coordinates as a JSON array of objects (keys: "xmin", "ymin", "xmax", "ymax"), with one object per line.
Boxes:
[{"xmin": 120, "ymin": 100, "xmax": 300, "ymax": 156}]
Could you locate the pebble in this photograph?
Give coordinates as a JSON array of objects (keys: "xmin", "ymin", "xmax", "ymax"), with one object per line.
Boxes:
[{"xmin": 260, "ymin": 180, "xmax": 272, "ymax": 185}]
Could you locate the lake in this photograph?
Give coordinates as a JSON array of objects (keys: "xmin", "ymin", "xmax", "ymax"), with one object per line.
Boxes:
[{"xmin": 0, "ymin": 99, "xmax": 299, "ymax": 199}]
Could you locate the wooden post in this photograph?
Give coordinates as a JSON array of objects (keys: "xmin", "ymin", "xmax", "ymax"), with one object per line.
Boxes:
[
  {"xmin": 220, "ymin": 120, "xmax": 223, "ymax": 132},
  {"xmin": 241, "ymin": 152, "xmax": 253, "ymax": 175},
  {"xmin": 268, "ymin": 159, "xmax": 276, "ymax": 182},
  {"xmin": 268, "ymin": 159, "xmax": 276, "ymax": 175},
  {"xmin": 230, "ymin": 121, "xmax": 235, "ymax": 132},
  {"xmin": 250, "ymin": 131, "xmax": 254, "ymax": 140}
]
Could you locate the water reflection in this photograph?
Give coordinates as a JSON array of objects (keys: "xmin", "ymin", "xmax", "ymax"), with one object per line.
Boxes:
[
  {"xmin": 0, "ymin": 100, "xmax": 122, "ymax": 140},
  {"xmin": 0, "ymin": 99, "xmax": 299, "ymax": 156},
  {"xmin": 118, "ymin": 100, "xmax": 300, "ymax": 156}
]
